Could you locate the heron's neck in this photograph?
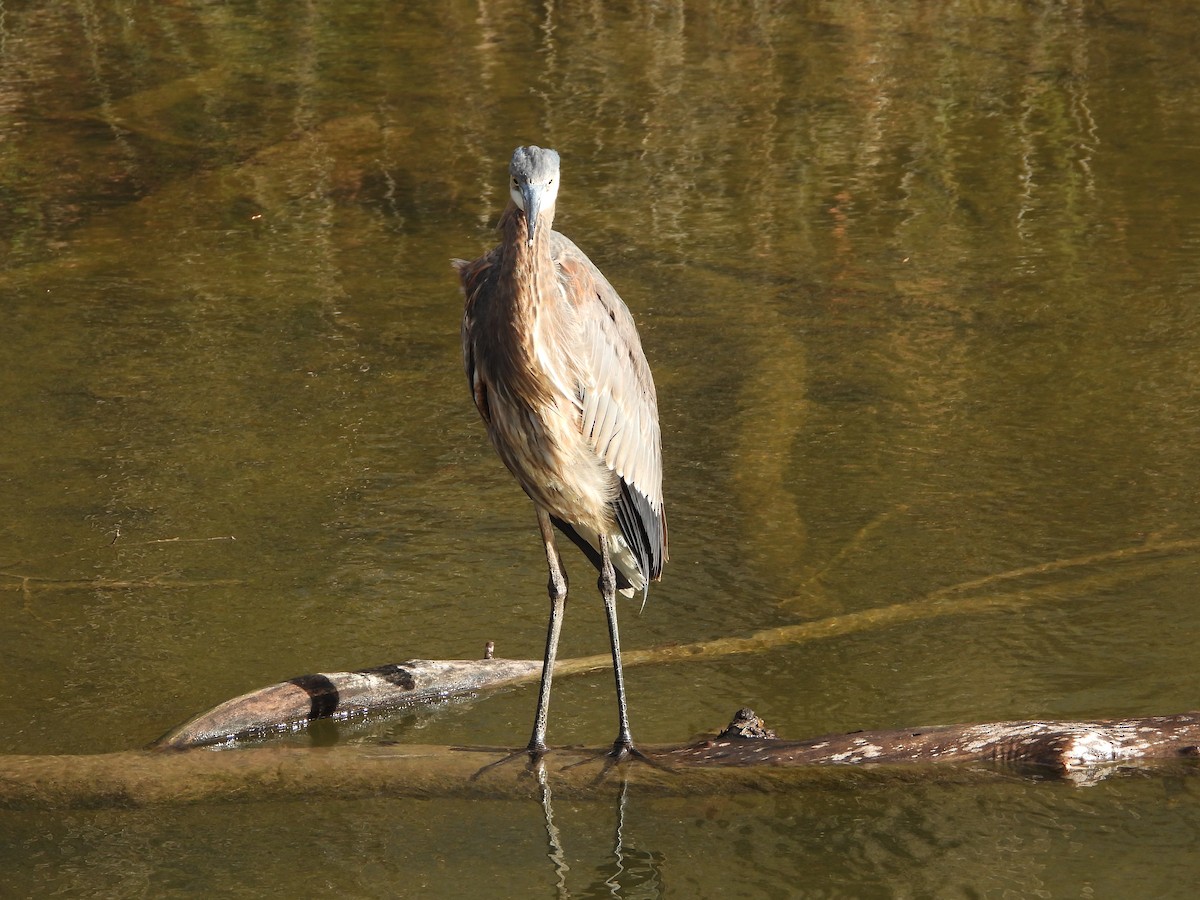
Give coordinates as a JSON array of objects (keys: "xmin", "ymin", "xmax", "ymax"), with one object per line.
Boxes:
[{"xmin": 499, "ymin": 201, "xmax": 555, "ymax": 315}]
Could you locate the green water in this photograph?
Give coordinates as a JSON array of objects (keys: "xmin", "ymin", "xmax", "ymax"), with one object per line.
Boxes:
[{"xmin": 4, "ymin": 0, "xmax": 1200, "ymax": 895}]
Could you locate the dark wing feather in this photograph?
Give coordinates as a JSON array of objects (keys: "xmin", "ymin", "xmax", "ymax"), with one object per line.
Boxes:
[{"xmin": 614, "ymin": 479, "xmax": 665, "ymax": 583}]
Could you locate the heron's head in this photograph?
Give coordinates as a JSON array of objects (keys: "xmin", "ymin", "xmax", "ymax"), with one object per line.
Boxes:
[{"xmin": 509, "ymin": 145, "xmax": 561, "ymax": 247}]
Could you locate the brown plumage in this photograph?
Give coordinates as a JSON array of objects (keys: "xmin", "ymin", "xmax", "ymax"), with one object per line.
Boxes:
[{"xmin": 455, "ymin": 145, "xmax": 666, "ymax": 757}]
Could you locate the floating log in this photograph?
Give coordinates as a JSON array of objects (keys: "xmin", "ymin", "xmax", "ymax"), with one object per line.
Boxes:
[
  {"xmin": 677, "ymin": 708, "xmax": 1200, "ymax": 785},
  {"xmin": 155, "ymin": 657, "xmax": 542, "ymax": 750},
  {"xmin": 4, "ymin": 710, "xmax": 1198, "ymax": 809}
]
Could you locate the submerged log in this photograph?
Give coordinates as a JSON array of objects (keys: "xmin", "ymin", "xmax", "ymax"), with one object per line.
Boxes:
[{"xmin": 5, "ymin": 710, "xmax": 1199, "ymax": 809}]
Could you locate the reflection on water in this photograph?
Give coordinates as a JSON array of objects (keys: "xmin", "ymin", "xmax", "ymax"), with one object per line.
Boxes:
[
  {"xmin": 3, "ymin": 0, "xmax": 1200, "ymax": 895},
  {"xmin": 4, "ymin": 772, "xmax": 1199, "ymax": 897}
]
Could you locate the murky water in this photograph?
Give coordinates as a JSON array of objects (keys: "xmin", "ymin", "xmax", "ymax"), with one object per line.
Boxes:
[{"xmin": 4, "ymin": 0, "xmax": 1200, "ymax": 895}]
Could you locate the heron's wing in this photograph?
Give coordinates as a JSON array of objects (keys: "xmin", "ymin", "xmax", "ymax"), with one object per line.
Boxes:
[
  {"xmin": 454, "ymin": 251, "xmax": 499, "ymax": 427},
  {"xmin": 552, "ymin": 233, "xmax": 667, "ymax": 581}
]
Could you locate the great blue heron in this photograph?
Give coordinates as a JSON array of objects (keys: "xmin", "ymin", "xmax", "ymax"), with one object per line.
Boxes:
[{"xmin": 455, "ymin": 145, "xmax": 667, "ymax": 759}]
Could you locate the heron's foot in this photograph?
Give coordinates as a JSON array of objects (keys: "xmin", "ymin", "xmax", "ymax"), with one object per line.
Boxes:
[
  {"xmin": 609, "ymin": 739, "xmax": 675, "ymax": 772},
  {"xmin": 462, "ymin": 744, "xmax": 546, "ymax": 782},
  {"xmin": 562, "ymin": 738, "xmax": 675, "ymax": 777}
]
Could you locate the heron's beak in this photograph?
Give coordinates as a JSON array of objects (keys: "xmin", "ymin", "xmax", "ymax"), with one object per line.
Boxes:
[{"xmin": 521, "ymin": 183, "xmax": 544, "ymax": 247}]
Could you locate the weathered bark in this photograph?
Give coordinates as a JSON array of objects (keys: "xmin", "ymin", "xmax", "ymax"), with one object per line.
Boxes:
[
  {"xmin": 687, "ymin": 709, "xmax": 1200, "ymax": 783},
  {"xmin": 155, "ymin": 657, "xmax": 543, "ymax": 750},
  {"xmin": 5, "ymin": 710, "xmax": 1199, "ymax": 809}
]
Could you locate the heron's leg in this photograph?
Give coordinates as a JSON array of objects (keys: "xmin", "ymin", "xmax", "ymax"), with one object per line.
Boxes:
[
  {"xmin": 529, "ymin": 508, "xmax": 567, "ymax": 756},
  {"xmin": 599, "ymin": 534, "xmax": 635, "ymax": 756}
]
